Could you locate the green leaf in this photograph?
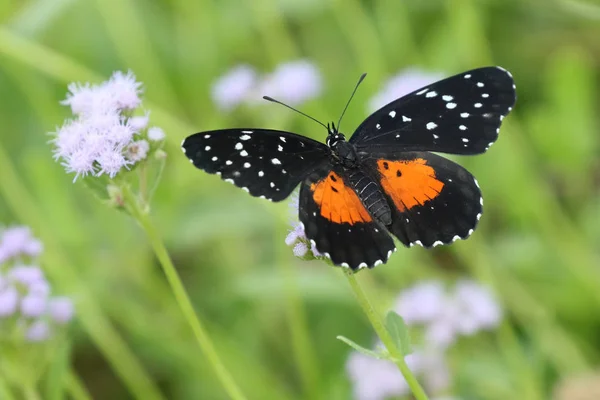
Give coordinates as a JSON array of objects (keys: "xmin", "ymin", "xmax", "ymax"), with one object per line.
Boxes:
[
  {"xmin": 385, "ymin": 311, "xmax": 412, "ymax": 356},
  {"xmin": 336, "ymin": 336, "xmax": 389, "ymax": 360}
]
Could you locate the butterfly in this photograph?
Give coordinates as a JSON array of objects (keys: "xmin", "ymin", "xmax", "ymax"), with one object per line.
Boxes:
[{"xmin": 182, "ymin": 66, "xmax": 516, "ymax": 270}]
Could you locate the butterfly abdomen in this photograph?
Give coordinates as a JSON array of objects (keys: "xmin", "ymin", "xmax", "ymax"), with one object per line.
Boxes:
[{"xmin": 345, "ymin": 169, "xmax": 392, "ymax": 226}]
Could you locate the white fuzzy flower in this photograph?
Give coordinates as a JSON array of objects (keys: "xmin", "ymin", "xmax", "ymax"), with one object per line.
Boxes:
[
  {"xmin": 126, "ymin": 140, "xmax": 150, "ymax": 162},
  {"xmin": 129, "ymin": 112, "xmax": 150, "ymax": 132},
  {"xmin": 258, "ymin": 60, "xmax": 322, "ymax": 106},
  {"xmin": 368, "ymin": 68, "xmax": 444, "ymax": 112},
  {"xmin": 147, "ymin": 126, "xmax": 165, "ymax": 141},
  {"xmin": 105, "ymin": 70, "xmax": 143, "ymax": 110},
  {"xmin": 211, "ymin": 65, "xmax": 258, "ymax": 111}
]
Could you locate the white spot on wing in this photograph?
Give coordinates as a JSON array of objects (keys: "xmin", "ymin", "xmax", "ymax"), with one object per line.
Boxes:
[
  {"xmin": 240, "ymin": 135, "xmax": 251, "ymax": 141},
  {"xmin": 270, "ymin": 182, "xmax": 275, "ymax": 188},
  {"xmin": 426, "ymin": 122, "xmax": 437, "ymax": 130},
  {"xmin": 482, "ymin": 93, "xmax": 489, "ymax": 98},
  {"xmin": 376, "ymin": 123, "xmax": 381, "ymax": 130},
  {"xmin": 459, "ymin": 125, "xmax": 467, "ymax": 131},
  {"xmin": 442, "ymin": 95, "xmax": 453, "ymax": 101},
  {"xmin": 452, "ymin": 235, "xmax": 461, "ymax": 242},
  {"xmin": 474, "ymin": 103, "xmax": 482, "ymax": 108},
  {"xmin": 416, "ymin": 88, "xmax": 428, "ymax": 95},
  {"xmin": 402, "ymin": 115, "xmax": 411, "ymax": 122},
  {"xmin": 204, "ymin": 134, "xmax": 211, "ymax": 138},
  {"xmin": 425, "ymin": 91, "xmax": 437, "ymax": 98},
  {"xmin": 341, "ymin": 262, "xmax": 349, "ymax": 268},
  {"xmin": 235, "ymin": 143, "xmax": 243, "ymax": 150},
  {"xmin": 244, "ymin": 162, "xmax": 251, "ymax": 168},
  {"xmin": 477, "ymin": 82, "xmax": 484, "ymax": 87},
  {"xmin": 258, "ymin": 171, "xmax": 264, "ymax": 177},
  {"xmin": 432, "ymin": 240, "xmax": 443, "ymax": 247},
  {"xmin": 389, "ymin": 110, "xmax": 397, "ymax": 118},
  {"xmin": 242, "ymin": 130, "xmax": 253, "ymax": 134},
  {"xmin": 433, "ymin": 134, "xmax": 439, "ymax": 139},
  {"xmin": 271, "ymin": 158, "xmax": 281, "ymax": 165},
  {"xmin": 462, "ymin": 138, "xmax": 469, "ymax": 142},
  {"xmin": 374, "ymin": 260, "xmax": 383, "ymax": 266},
  {"xmin": 212, "ymin": 156, "xmax": 218, "ymax": 161},
  {"xmin": 461, "ymin": 112, "xmax": 469, "ymax": 118},
  {"xmin": 464, "ymin": 74, "xmax": 471, "ymax": 79},
  {"xmin": 225, "ymin": 160, "xmax": 232, "ymax": 165},
  {"xmin": 240, "ymin": 150, "xmax": 248, "ymax": 157},
  {"xmin": 205, "ymin": 146, "xmax": 211, "ymax": 151},
  {"xmin": 242, "ymin": 187, "xmax": 249, "ymax": 193},
  {"xmin": 358, "ymin": 262, "xmax": 367, "ymax": 270},
  {"xmin": 279, "ymin": 136, "xmax": 286, "ymax": 142},
  {"xmin": 446, "ymin": 102, "xmax": 457, "ymax": 109},
  {"xmin": 278, "ymin": 145, "xmax": 283, "ymax": 151}
]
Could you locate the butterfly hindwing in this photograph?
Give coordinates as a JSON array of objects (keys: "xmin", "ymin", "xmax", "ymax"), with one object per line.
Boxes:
[
  {"xmin": 299, "ymin": 164, "xmax": 396, "ymax": 270},
  {"xmin": 363, "ymin": 151, "xmax": 482, "ymax": 248},
  {"xmin": 182, "ymin": 129, "xmax": 329, "ymax": 201},
  {"xmin": 350, "ymin": 66, "xmax": 516, "ymax": 155}
]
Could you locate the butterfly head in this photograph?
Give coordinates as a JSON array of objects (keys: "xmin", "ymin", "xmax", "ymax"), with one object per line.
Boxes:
[{"xmin": 326, "ymin": 122, "xmax": 346, "ymax": 148}]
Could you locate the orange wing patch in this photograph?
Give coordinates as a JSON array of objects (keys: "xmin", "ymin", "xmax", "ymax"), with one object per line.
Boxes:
[
  {"xmin": 310, "ymin": 172, "xmax": 372, "ymax": 224},
  {"xmin": 376, "ymin": 159, "xmax": 444, "ymax": 212}
]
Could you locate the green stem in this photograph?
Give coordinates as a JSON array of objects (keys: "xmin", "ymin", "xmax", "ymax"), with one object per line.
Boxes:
[
  {"xmin": 342, "ymin": 268, "xmax": 429, "ymax": 400},
  {"xmin": 123, "ymin": 185, "xmax": 247, "ymax": 400},
  {"xmin": 66, "ymin": 370, "xmax": 93, "ymax": 400}
]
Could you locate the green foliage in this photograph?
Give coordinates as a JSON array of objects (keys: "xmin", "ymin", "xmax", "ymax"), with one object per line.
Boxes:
[{"xmin": 0, "ymin": 0, "xmax": 599, "ymax": 399}]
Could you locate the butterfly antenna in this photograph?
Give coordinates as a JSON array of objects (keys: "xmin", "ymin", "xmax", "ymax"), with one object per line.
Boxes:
[
  {"xmin": 337, "ymin": 73, "xmax": 367, "ymax": 132},
  {"xmin": 262, "ymin": 96, "xmax": 328, "ymax": 130}
]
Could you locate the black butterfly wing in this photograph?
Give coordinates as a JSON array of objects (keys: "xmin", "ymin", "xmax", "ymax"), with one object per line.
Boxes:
[
  {"xmin": 182, "ymin": 129, "xmax": 329, "ymax": 201},
  {"xmin": 363, "ymin": 151, "xmax": 482, "ymax": 248},
  {"xmin": 350, "ymin": 66, "xmax": 516, "ymax": 155}
]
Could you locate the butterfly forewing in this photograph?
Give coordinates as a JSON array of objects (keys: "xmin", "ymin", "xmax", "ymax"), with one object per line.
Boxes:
[
  {"xmin": 182, "ymin": 129, "xmax": 329, "ymax": 201},
  {"xmin": 350, "ymin": 66, "xmax": 516, "ymax": 155}
]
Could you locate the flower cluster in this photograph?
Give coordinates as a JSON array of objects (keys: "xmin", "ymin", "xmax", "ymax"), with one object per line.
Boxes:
[
  {"xmin": 347, "ymin": 280, "xmax": 501, "ymax": 399},
  {"xmin": 0, "ymin": 226, "xmax": 74, "ymax": 342},
  {"xmin": 396, "ymin": 280, "xmax": 502, "ymax": 349},
  {"xmin": 51, "ymin": 70, "xmax": 166, "ymax": 181},
  {"xmin": 211, "ymin": 60, "xmax": 323, "ymax": 111},
  {"xmin": 347, "ymin": 347, "xmax": 450, "ymax": 400},
  {"xmin": 367, "ymin": 68, "xmax": 444, "ymax": 112}
]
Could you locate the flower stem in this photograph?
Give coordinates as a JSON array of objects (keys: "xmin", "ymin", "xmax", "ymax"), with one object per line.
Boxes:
[
  {"xmin": 342, "ymin": 268, "xmax": 429, "ymax": 400},
  {"xmin": 123, "ymin": 186, "xmax": 247, "ymax": 400}
]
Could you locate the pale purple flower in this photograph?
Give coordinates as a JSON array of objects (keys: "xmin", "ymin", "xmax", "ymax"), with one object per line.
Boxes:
[
  {"xmin": 126, "ymin": 140, "xmax": 150, "ymax": 162},
  {"xmin": 394, "ymin": 280, "xmax": 502, "ymax": 349},
  {"xmin": 368, "ymin": 68, "xmax": 444, "ymax": 112},
  {"xmin": 346, "ymin": 347, "xmax": 449, "ymax": 400},
  {"xmin": 48, "ymin": 297, "xmax": 75, "ymax": 324},
  {"xmin": 129, "ymin": 113, "xmax": 150, "ymax": 132},
  {"xmin": 454, "ymin": 280, "xmax": 502, "ymax": 331},
  {"xmin": 211, "ymin": 65, "xmax": 258, "ymax": 111},
  {"xmin": 258, "ymin": 60, "xmax": 322, "ymax": 106},
  {"xmin": 0, "ymin": 226, "xmax": 43, "ymax": 262},
  {"xmin": 26, "ymin": 320, "xmax": 51, "ymax": 342},
  {"xmin": 104, "ymin": 70, "xmax": 143, "ymax": 111},
  {"xmin": 285, "ymin": 196, "xmax": 323, "ymax": 258},
  {"xmin": 293, "ymin": 242, "xmax": 308, "ymax": 257},
  {"xmin": 147, "ymin": 126, "xmax": 165, "ymax": 141},
  {"xmin": 285, "ymin": 222, "xmax": 305, "ymax": 246},
  {"xmin": 9, "ymin": 265, "xmax": 44, "ymax": 285},
  {"xmin": 0, "ymin": 285, "xmax": 18, "ymax": 317},
  {"xmin": 53, "ymin": 70, "xmax": 161, "ymax": 181},
  {"xmin": 394, "ymin": 281, "xmax": 446, "ymax": 325},
  {"xmin": 21, "ymin": 294, "xmax": 47, "ymax": 317}
]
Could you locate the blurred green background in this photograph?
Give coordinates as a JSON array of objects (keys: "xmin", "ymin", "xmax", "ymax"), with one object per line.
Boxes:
[{"xmin": 0, "ymin": 0, "xmax": 599, "ymax": 399}]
